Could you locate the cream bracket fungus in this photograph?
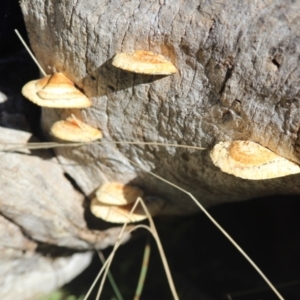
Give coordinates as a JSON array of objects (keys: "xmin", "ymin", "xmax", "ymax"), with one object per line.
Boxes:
[
  {"xmin": 210, "ymin": 140, "xmax": 300, "ymax": 180},
  {"xmin": 22, "ymin": 72, "xmax": 92, "ymax": 108},
  {"xmin": 112, "ymin": 50, "xmax": 177, "ymax": 75},
  {"xmin": 90, "ymin": 197, "xmax": 164, "ymax": 223},
  {"xmin": 95, "ymin": 182, "xmax": 144, "ymax": 206},
  {"xmin": 50, "ymin": 115, "xmax": 102, "ymax": 142},
  {"xmin": 91, "ymin": 182, "xmax": 164, "ymax": 223}
]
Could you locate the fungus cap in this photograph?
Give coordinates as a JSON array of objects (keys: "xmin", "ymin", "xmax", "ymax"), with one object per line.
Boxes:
[
  {"xmin": 90, "ymin": 196, "xmax": 164, "ymax": 223},
  {"xmin": 50, "ymin": 116, "xmax": 102, "ymax": 142},
  {"xmin": 95, "ymin": 182, "xmax": 144, "ymax": 206},
  {"xmin": 112, "ymin": 50, "xmax": 177, "ymax": 75},
  {"xmin": 210, "ymin": 140, "xmax": 300, "ymax": 180},
  {"xmin": 22, "ymin": 72, "xmax": 92, "ymax": 108}
]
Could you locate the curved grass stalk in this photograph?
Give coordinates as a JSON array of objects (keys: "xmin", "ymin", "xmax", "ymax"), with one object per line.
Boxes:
[
  {"xmin": 97, "ymin": 251, "xmax": 124, "ymax": 300},
  {"xmin": 94, "ymin": 225, "xmax": 148, "ymax": 300},
  {"xmin": 84, "ymin": 197, "xmax": 179, "ymax": 300}
]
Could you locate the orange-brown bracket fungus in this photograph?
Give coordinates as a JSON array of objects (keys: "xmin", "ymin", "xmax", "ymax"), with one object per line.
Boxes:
[
  {"xmin": 210, "ymin": 140, "xmax": 300, "ymax": 180},
  {"xmin": 50, "ymin": 116, "xmax": 102, "ymax": 142},
  {"xmin": 22, "ymin": 72, "xmax": 92, "ymax": 108},
  {"xmin": 95, "ymin": 182, "xmax": 144, "ymax": 206},
  {"xmin": 112, "ymin": 50, "xmax": 177, "ymax": 75},
  {"xmin": 91, "ymin": 182, "xmax": 164, "ymax": 223},
  {"xmin": 90, "ymin": 196, "xmax": 164, "ymax": 224}
]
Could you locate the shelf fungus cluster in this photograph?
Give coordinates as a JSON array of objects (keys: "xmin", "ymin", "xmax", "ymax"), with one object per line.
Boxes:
[
  {"xmin": 21, "ymin": 51, "xmax": 176, "ymax": 221},
  {"xmin": 21, "ymin": 72, "xmax": 102, "ymax": 142},
  {"xmin": 21, "ymin": 51, "xmax": 177, "ymax": 142},
  {"xmin": 210, "ymin": 140, "xmax": 300, "ymax": 180},
  {"xmin": 90, "ymin": 182, "xmax": 164, "ymax": 223}
]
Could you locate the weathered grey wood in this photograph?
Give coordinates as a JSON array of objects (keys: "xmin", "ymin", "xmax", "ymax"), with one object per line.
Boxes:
[
  {"xmin": 1, "ymin": 253, "xmax": 93, "ymax": 300},
  {"xmin": 0, "ymin": 124, "xmax": 130, "ymax": 299},
  {"xmin": 0, "ymin": 126, "xmax": 128, "ymax": 249},
  {"xmin": 0, "ymin": 215, "xmax": 93, "ymax": 300},
  {"xmin": 19, "ymin": 0, "xmax": 300, "ymax": 215}
]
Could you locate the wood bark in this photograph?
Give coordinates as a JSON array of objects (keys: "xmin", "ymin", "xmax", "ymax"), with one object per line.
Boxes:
[
  {"xmin": 20, "ymin": 0, "xmax": 300, "ymax": 213},
  {"xmin": 1, "ymin": 0, "xmax": 300, "ymax": 298}
]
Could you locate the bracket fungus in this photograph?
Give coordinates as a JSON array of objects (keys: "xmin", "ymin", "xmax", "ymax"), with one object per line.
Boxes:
[
  {"xmin": 210, "ymin": 140, "xmax": 300, "ymax": 180},
  {"xmin": 95, "ymin": 182, "xmax": 144, "ymax": 206},
  {"xmin": 50, "ymin": 115, "xmax": 102, "ymax": 142},
  {"xmin": 112, "ymin": 50, "xmax": 177, "ymax": 75},
  {"xmin": 90, "ymin": 197, "xmax": 164, "ymax": 224},
  {"xmin": 22, "ymin": 72, "xmax": 92, "ymax": 108},
  {"xmin": 91, "ymin": 182, "xmax": 164, "ymax": 223}
]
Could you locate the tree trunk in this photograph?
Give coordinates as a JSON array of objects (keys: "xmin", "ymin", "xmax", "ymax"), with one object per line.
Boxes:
[
  {"xmin": 1, "ymin": 0, "xmax": 300, "ymax": 298},
  {"xmin": 20, "ymin": 0, "xmax": 300, "ymax": 212}
]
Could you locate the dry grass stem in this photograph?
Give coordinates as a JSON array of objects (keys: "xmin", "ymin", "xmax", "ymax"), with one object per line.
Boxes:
[
  {"xmin": 97, "ymin": 251, "xmax": 124, "ymax": 300},
  {"xmin": 83, "ymin": 197, "xmax": 179, "ymax": 300},
  {"xmin": 125, "ymin": 158, "xmax": 285, "ymax": 300},
  {"xmin": 14, "ymin": 29, "xmax": 47, "ymax": 76},
  {"xmin": 133, "ymin": 239, "xmax": 151, "ymax": 300},
  {"xmin": 0, "ymin": 140, "xmax": 206, "ymax": 152}
]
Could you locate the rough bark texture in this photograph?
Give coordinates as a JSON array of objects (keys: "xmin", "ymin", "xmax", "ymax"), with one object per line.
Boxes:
[
  {"xmin": 20, "ymin": 0, "xmax": 300, "ymax": 213},
  {"xmin": 1, "ymin": 0, "xmax": 300, "ymax": 298}
]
